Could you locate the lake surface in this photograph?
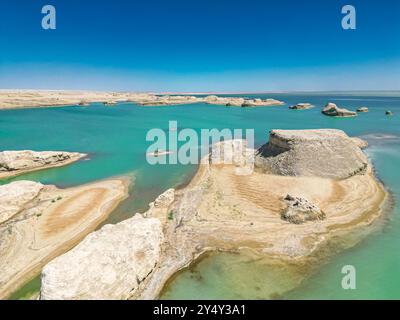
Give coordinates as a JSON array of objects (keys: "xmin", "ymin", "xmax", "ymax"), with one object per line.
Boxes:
[{"xmin": 2, "ymin": 92, "xmax": 400, "ymax": 299}]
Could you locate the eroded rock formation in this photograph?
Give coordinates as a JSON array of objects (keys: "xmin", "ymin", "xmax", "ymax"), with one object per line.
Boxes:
[
  {"xmin": 40, "ymin": 215, "xmax": 162, "ymax": 300},
  {"xmin": 281, "ymin": 194, "xmax": 325, "ymax": 224},
  {"xmin": 0, "ymin": 150, "xmax": 86, "ymax": 178},
  {"xmin": 0, "ymin": 181, "xmax": 44, "ymax": 224},
  {"xmin": 322, "ymin": 102, "xmax": 357, "ymax": 117},
  {"xmin": 256, "ymin": 129, "xmax": 368, "ymax": 179}
]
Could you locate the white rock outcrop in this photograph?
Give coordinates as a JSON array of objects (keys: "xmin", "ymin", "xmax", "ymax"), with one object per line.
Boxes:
[
  {"xmin": 256, "ymin": 129, "xmax": 368, "ymax": 179},
  {"xmin": 40, "ymin": 215, "xmax": 163, "ymax": 300},
  {"xmin": 281, "ymin": 194, "xmax": 325, "ymax": 224},
  {"xmin": 289, "ymin": 103, "xmax": 313, "ymax": 110},
  {"xmin": 0, "ymin": 180, "xmax": 44, "ymax": 224},
  {"xmin": 0, "ymin": 150, "xmax": 85, "ymax": 175},
  {"xmin": 322, "ymin": 102, "xmax": 357, "ymax": 117}
]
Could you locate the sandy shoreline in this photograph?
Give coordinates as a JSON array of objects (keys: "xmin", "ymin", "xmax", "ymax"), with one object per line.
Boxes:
[{"xmin": 0, "ymin": 177, "xmax": 130, "ymax": 299}]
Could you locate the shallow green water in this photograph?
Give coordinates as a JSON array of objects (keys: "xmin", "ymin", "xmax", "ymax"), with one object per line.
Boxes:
[{"xmin": 2, "ymin": 93, "xmax": 400, "ymax": 299}]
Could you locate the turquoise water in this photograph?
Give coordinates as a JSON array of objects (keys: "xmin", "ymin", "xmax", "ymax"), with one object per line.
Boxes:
[{"xmin": 2, "ymin": 93, "xmax": 400, "ymax": 299}]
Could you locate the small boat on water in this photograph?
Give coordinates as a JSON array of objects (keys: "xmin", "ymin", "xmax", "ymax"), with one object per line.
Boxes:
[{"xmin": 146, "ymin": 149, "xmax": 173, "ymax": 157}]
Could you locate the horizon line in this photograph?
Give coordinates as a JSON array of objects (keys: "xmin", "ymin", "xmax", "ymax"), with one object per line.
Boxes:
[{"xmin": 1, "ymin": 89, "xmax": 400, "ymax": 95}]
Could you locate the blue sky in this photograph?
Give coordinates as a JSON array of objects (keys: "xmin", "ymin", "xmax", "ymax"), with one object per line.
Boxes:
[{"xmin": 0, "ymin": 0, "xmax": 399, "ymax": 91}]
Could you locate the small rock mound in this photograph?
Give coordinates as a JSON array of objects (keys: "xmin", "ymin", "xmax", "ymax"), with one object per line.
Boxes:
[
  {"xmin": 281, "ymin": 194, "xmax": 325, "ymax": 224},
  {"xmin": 289, "ymin": 103, "xmax": 313, "ymax": 110},
  {"xmin": 356, "ymin": 107, "xmax": 369, "ymax": 113},
  {"xmin": 256, "ymin": 129, "xmax": 368, "ymax": 179},
  {"xmin": 322, "ymin": 102, "xmax": 357, "ymax": 117}
]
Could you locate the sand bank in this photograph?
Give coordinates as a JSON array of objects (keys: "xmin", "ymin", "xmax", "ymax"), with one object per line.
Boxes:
[{"xmin": 0, "ymin": 177, "xmax": 130, "ymax": 299}]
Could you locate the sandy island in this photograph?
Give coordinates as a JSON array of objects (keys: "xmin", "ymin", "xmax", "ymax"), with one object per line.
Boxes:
[{"xmin": 38, "ymin": 129, "xmax": 390, "ymax": 300}]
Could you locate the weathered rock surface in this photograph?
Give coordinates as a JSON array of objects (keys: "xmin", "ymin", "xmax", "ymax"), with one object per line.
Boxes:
[
  {"xmin": 351, "ymin": 137, "xmax": 369, "ymax": 149},
  {"xmin": 322, "ymin": 103, "xmax": 357, "ymax": 117},
  {"xmin": 0, "ymin": 150, "xmax": 85, "ymax": 177},
  {"xmin": 226, "ymin": 98, "xmax": 245, "ymax": 106},
  {"xmin": 151, "ymin": 188, "xmax": 175, "ymax": 208},
  {"xmin": 40, "ymin": 214, "xmax": 163, "ymax": 300},
  {"xmin": 241, "ymin": 98, "xmax": 284, "ymax": 107},
  {"xmin": 281, "ymin": 194, "xmax": 325, "ymax": 224},
  {"xmin": 289, "ymin": 103, "xmax": 313, "ymax": 110},
  {"xmin": 0, "ymin": 181, "xmax": 44, "ymax": 224},
  {"xmin": 255, "ymin": 129, "xmax": 368, "ymax": 179},
  {"xmin": 356, "ymin": 107, "xmax": 369, "ymax": 113}
]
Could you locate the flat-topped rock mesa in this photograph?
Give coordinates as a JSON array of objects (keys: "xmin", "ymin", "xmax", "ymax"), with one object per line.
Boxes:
[
  {"xmin": 40, "ymin": 214, "xmax": 163, "ymax": 300},
  {"xmin": 289, "ymin": 103, "xmax": 313, "ymax": 110},
  {"xmin": 322, "ymin": 102, "xmax": 357, "ymax": 117},
  {"xmin": 256, "ymin": 129, "xmax": 368, "ymax": 179},
  {"xmin": 0, "ymin": 150, "xmax": 86, "ymax": 178}
]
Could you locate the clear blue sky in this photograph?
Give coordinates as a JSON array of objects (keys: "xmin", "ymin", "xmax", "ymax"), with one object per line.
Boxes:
[{"xmin": 0, "ymin": 0, "xmax": 399, "ymax": 92}]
